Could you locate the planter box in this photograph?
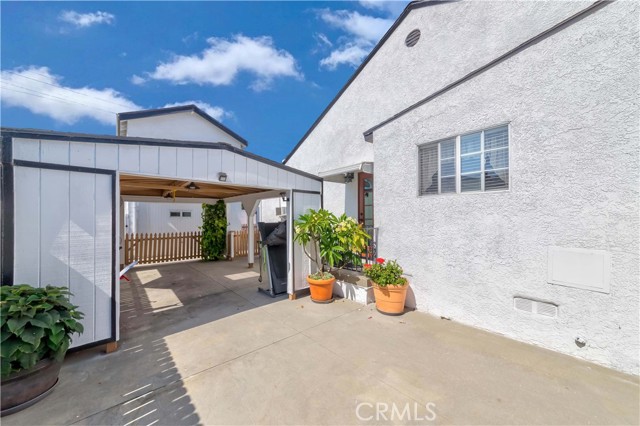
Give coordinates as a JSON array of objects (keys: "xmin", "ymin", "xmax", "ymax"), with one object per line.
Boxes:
[{"xmin": 332, "ymin": 269, "xmax": 374, "ymax": 305}]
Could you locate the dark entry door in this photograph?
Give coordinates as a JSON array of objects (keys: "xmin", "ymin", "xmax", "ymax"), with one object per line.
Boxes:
[{"xmin": 358, "ymin": 173, "xmax": 374, "ymax": 227}]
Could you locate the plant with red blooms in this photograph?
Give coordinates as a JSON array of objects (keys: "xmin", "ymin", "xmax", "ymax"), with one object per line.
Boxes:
[{"xmin": 363, "ymin": 259, "xmax": 406, "ymax": 287}]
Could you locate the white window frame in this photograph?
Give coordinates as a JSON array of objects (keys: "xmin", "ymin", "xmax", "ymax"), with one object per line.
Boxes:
[{"xmin": 417, "ymin": 123, "xmax": 511, "ymax": 197}]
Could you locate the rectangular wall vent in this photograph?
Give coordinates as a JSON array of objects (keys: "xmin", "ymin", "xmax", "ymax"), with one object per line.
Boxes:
[{"xmin": 514, "ymin": 297, "xmax": 558, "ymax": 318}]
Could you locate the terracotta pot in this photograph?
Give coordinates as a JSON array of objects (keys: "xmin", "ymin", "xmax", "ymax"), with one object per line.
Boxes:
[
  {"xmin": 307, "ymin": 276, "xmax": 336, "ymax": 303},
  {"xmin": 1, "ymin": 358, "xmax": 63, "ymax": 416},
  {"xmin": 372, "ymin": 281, "xmax": 409, "ymax": 315}
]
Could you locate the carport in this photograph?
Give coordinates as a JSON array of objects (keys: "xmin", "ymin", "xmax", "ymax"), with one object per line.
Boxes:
[{"xmin": 0, "ymin": 128, "xmax": 323, "ymax": 350}]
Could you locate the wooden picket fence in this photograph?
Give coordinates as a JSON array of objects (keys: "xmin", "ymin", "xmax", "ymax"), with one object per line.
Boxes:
[
  {"xmin": 231, "ymin": 226, "xmax": 260, "ymax": 257},
  {"xmin": 124, "ymin": 232, "xmax": 202, "ymax": 265}
]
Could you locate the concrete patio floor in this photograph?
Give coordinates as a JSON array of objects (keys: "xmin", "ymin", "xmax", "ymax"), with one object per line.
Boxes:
[{"xmin": 4, "ymin": 259, "xmax": 639, "ymax": 425}]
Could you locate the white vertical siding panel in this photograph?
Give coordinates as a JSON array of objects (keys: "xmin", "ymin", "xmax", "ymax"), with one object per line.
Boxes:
[
  {"xmin": 140, "ymin": 146, "xmax": 160, "ymax": 175},
  {"xmin": 70, "ymin": 142, "xmax": 95, "ymax": 168},
  {"xmin": 257, "ymin": 162, "xmax": 269, "ymax": 188},
  {"xmin": 277, "ymin": 169, "xmax": 288, "ymax": 189},
  {"xmin": 207, "ymin": 150, "xmax": 222, "ymax": 180},
  {"xmin": 234, "ymin": 155, "xmax": 247, "ymax": 185},
  {"xmin": 221, "ymin": 151, "xmax": 235, "ymax": 183},
  {"xmin": 268, "ymin": 167, "xmax": 278, "ymax": 188},
  {"xmin": 246, "ymin": 159, "xmax": 259, "ymax": 186},
  {"xmin": 13, "ymin": 167, "xmax": 40, "ymax": 285},
  {"xmin": 94, "ymin": 174, "xmax": 113, "ymax": 341},
  {"xmin": 40, "ymin": 169, "xmax": 70, "ymax": 287},
  {"xmin": 192, "ymin": 149, "xmax": 208, "ymax": 180},
  {"xmin": 69, "ymin": 172, "xmax": 96, "ymax": 346},
  {"xmin": 159, "ymin": 147, "xmax": 177, "ymax": 177},
  {"xmin": 303, "ymin": 177, "xmax": 316, "ymax": 191},
  {"xmin": 118, "ymin": 145, "xmax": 140, "ymax": 172},
  {"xmin": 95, "ymin": 144, "xmax": 118, "ymax": 170},
  {"xmin": 287, "ymin": 171, "xmax": 297, "ymax": 189},
  {"xmin": 177, "ymin": 148, "xmax": 193, "ymax": 179},
  {"xmin": 41, "ymin": 140, "xmax": 69, "ymax": 165},
  {"xmin": 295, "ymin": 174, "xmax": 306, "ymax": 191},
  {"xmin": 13, "ymin": 138, "xmax": 40, "ymax": 161}
]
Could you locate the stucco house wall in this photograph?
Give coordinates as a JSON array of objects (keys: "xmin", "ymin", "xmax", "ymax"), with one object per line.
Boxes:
[
  {"xmin": 285, "ymin": 1, "xmax": 591, "ymax": 217},
  {"xmin": 125, "ymin": 111, "xmax": 245, "ymax": 148},
  {"xmin": 372, "ymin": 0, "xmax": 639, "ymax": 374}
]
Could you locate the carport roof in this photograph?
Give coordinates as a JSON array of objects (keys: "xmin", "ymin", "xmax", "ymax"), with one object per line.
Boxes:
[
  {"xmin": 119, "ymin": 174, "xmax": 270, "ymax": 199},
  {"xmin": 0, "ymin": 127, "xmax": 321, "ymax": 182}
]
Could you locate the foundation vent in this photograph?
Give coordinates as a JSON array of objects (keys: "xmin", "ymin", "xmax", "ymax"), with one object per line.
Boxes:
[{"xmin": 514, "ymin": 297, "xmax": 558, "ymax": 318}]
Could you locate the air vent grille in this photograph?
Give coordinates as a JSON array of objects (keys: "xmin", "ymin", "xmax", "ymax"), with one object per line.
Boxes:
[
  {"xmin": 405, "ymin": 29, "xmax": 421, "ymax": 47},
  {"xmin": 514, "ymin": 297, "xmax": 558, "ymax": 318}
]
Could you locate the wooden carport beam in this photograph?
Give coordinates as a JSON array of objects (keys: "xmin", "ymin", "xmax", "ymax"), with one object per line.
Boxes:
[{"xmin": 161, "ymin": 180, "xmax": 189, "ymax": 198}]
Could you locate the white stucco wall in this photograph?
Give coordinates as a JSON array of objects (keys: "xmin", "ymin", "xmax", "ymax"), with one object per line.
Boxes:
[
  {"xmin": 373, "ymin": 1, "xmax": 639, "ymax": 374},
  {"xmin": 285, "ymin": 0, "xmax": 591, "ymax": 217},
  {"xmin": 125, "ymin": 111, "xmax": 245, "ymax": 149}
]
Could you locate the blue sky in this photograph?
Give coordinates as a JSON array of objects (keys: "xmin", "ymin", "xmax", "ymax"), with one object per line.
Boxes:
[{"xmin": 1, "ymin": 1, "xmax": 407, "ymax": 161}]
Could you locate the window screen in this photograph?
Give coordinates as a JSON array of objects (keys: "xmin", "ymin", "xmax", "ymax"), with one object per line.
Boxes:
[
  {"xmin": 170, "ymin": 211, "xmax": 180, "ymax": 217},
  {"xmin": 182, "ymin": 211, "xmax": 192, "ymax": 217},
  {"xmin": 419, "ymin": 144, "xmax": 438, "ymax": 195}
]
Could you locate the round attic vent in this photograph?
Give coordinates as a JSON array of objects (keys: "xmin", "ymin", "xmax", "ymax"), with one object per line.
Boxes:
[{"xmin": 405, "ymin": 29, "xmax": 421, "ymax": 47}]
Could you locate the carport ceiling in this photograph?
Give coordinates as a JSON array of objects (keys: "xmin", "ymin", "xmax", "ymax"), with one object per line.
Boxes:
[{"xmin": 119, "ymin": 174, "xmax": 269, "ymax": 199}]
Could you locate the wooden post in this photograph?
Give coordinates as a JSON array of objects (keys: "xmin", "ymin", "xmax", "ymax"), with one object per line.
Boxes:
[{"xmin": 105, "ymin": 341, "xmax": 118, "ymax": 354}]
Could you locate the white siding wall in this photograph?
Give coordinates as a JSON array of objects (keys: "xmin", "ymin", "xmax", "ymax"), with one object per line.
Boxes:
[
  {"xmin": 127, "ymin": 201, "xmax": 246, "ymax": 234},
  {"xmin": 13, "ymin": 139, "xmax": 321, "ymax": 193},
  {"xmin": 373, "ymin": 1, "xmax": 639, "ymax": 374},
  {"xmin": 125, "ymin": 112, "xmax": 245, "ymax": 149},
  {"xmin": 13, "ymin": 165, "xmax": 113, "ymax": 347}
]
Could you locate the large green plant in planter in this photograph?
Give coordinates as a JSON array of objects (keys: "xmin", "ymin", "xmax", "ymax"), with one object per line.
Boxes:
[
  {"xmin": 200, "ymin": 200, "xmax": 227, "ymax": 261},
  {"xmin": 293, "ymin": 209, "xmax": 370, "ymax": 279},
  {"xmin": 1, "ymin": 285, "xmax": 84, "ymax": 378}
]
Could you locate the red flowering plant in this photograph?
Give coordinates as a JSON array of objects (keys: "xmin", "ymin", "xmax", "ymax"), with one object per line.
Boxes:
[{"xmin": 363, "ymin": 258, "xmax": 407, "ymax": 287}]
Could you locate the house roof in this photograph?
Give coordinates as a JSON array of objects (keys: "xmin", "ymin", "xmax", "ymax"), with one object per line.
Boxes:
[
  {"xmin": 118, "ymin": 104, "xmax": 249, "ymax": 147},
  {"xmin": 281, "ymin": 0, "xmax": 454, "ymax": 164}
]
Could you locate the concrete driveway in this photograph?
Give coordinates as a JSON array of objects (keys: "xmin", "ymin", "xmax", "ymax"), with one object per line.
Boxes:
[{"xmin": 4, "ymin": 260, "xmax": 639, "ymax": 425}]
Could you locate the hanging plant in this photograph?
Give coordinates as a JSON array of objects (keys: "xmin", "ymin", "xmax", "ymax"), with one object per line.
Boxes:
[{"xmin": 200, "ymin": 200, "xmax": 227, "ymax": 261}]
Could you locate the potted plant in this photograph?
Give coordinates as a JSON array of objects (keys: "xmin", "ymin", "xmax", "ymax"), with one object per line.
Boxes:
[
  {"xmin": 364, "ymin": 258, "xmax": 409, "ymax": 315},
  {"xmin": 1, "ymin": 285, "xmax": 84, "ymax": 416},
  {"xmin": 293, "ymin": 209, "xmax": 369, "ymax": 302}
]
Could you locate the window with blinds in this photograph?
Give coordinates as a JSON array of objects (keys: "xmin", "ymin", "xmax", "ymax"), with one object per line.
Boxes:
[{"xmin": 419, "ymin": 125, "xmax": 509, "ymax": 195}]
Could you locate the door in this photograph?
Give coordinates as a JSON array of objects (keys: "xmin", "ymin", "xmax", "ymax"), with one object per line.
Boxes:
[
  {"xmin": 288, "ymin": 190, "xmax": 322, "ymax": 294},
  {"xmin": 358, "ymin": 172, "xmax": 374, "ymax": 228},
  {"xmin": 12, "ymin": 163, "xmax": 116, "ymax": 348}
]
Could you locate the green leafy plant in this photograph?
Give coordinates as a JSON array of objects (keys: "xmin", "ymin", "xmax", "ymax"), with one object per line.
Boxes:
[
  {"xmin": 200, "ymin": 200, "xmax": 227, "ymax": 261},
  {"xmin": 1, "ymin": 285, "xmax": 84, "ymax": 378},
  {"xmin": 363, "ymin": 258, "xmax": 407, "ymax": 287},
  {"xmin": 293, "ymin": 209, "xmax": 370, "ymax": 280}
]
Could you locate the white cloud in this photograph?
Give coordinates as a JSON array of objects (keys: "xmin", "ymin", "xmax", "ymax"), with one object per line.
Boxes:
[
  {"xmin": 320, "ymin": 44, "xmax": 370, "ymax": 70},
  {"xmin": 58, "ymin": 10, "xmax": 115, "ymax": 28},
  {"xmin": 162, "ymin": 101, "xmax": 232, "ymax": 122},
  {"xmin": 317, "ymin": 9, "xmax": 394, "ymax": 69},
  {"xmin": 148, "ymin": 34, "xmax": 302, "ymax": 91},
  {"xmin": 320, "ymin": 10, "xmax": 393, "ymax": 43},
  {"xmin": 130, "ymin": 74, "xmax": 147, "ymax": 85},
  {"xmin": 359, "ymin": 0, "xmax": 409, "ymax": 16},
  {"xmin": 315, "ymin": 33, "xmax": 333, "ymax": 48},
  {"xmin": 1, "ymin": 66, "xmax": 139, "ymax": 125}
]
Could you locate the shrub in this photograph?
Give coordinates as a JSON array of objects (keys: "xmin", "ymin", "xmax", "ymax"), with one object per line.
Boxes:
[
  {"xmin": 1, "ymin": 285, "xmax": 84, "ymax": 377},
  {"xmin": 200, "ymin": 200, "xmax": 227, "ymax": 261},
  {"xmin": 363, "ymin": 258, "xmax": 407, "ymax": 286},
  {"xmin": 293, "ymin": 209, "xmax": 370, "ymax": 279}
]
